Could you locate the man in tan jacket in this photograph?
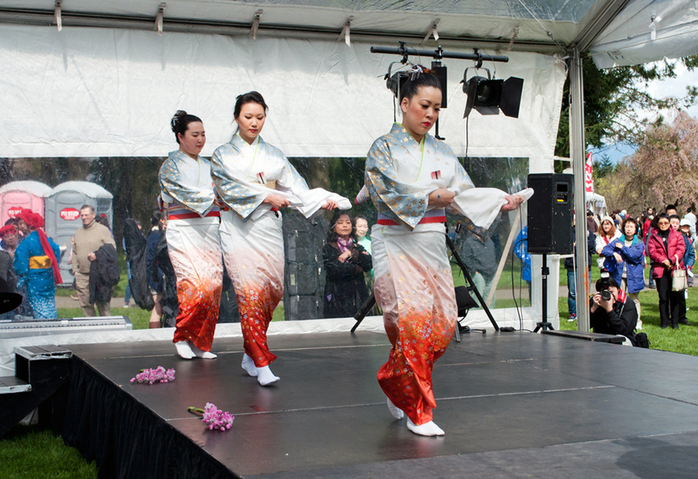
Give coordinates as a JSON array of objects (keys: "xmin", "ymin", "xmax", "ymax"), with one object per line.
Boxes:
[{"xmin": 72, "ymin": 205, "xmax": 115, "ymax": 316}]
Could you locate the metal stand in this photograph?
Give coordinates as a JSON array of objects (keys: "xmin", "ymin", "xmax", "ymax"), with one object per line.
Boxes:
[
  {"xmin": 533, "ymin": 253, "xmax": 554, "ymax": 332},
  {"xmin": 446, "ymin": 230, "xmax": 499, "ymax": 332},
  {"xmin": 351, "ymin": 226, "xmax": 499, "ymax": 333},
  {"xmin": 350, "ymin": 294, "xmax": 376, "ymax": 333}
]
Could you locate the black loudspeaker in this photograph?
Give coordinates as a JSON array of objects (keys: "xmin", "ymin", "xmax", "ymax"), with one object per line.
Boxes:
[{"xmin": 527, "ymin": 173, "xmax": 574, "ymax": 254}]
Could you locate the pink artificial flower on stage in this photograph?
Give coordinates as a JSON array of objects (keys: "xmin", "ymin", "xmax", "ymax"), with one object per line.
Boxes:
[
  {"xmin": 188, "ymin": 403, "xmax": 234, "ymax": 431},
  {"xmin": 130, "ymin": 366, "xmax": 176, "ymax": 384}
]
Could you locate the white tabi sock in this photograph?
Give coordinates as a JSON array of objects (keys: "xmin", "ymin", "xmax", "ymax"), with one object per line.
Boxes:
[
  {"xmin": 406, "ymin": 418, "xmax": 445, "ymax": 437},
  {"xmin": 241, "ymin": 353, "xmax": 258, "ymax": 377},
  {"xmin": 175, "ymin": 341, "xmax": 195, "ymax": 360},
  {"xmin": 257, "ymin": 365, "xmax": 280, "ymax": 386},
  {"xmin": 387, "ymin": 397, "xmax": 404, "ymax": 420},
  {"xmin": 189, "ymin": 341, "xmax": 217, "ymax": 359}
]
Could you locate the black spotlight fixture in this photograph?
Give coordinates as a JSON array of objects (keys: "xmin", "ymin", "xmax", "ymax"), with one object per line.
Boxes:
[{"xmin": 462, "ymin": 69, "xmax": 524, "ymax": 118}]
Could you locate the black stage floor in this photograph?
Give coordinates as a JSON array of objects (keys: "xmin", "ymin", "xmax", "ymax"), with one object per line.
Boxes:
[{"xmin": 65, "ymin": 330, "xmax": 698, "ymax": 478}]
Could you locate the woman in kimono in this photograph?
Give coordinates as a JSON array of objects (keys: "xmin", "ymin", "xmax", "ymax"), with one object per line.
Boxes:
[
  {"xmin": 13, "ymin": 211, "xmax": 61, "ymax": 319},
  {"xmin": 211, "ymin": 91, "xmax": 348, "ymax": 386},
  {"xmin": 159, "ymin": 110, "xmax": 223, "ymax": 360},
  {"xmin": 365, "ymin": 67, "xmax": 524, "ymax": 436}
]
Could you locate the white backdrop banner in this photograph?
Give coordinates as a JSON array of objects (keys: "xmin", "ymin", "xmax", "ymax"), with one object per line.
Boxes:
[{"xmin": 0, "ymin": 24, "xmax": 565, "ymax": 163}]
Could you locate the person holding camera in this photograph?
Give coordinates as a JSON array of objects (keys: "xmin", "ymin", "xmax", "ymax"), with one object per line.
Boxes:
[{"xmin": 589, "ymin": 273, "xmax": 637, "ymax": 346}]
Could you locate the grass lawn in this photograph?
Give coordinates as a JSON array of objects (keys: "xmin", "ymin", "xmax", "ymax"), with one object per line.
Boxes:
[{"xmin": 0, "ymin": 427, "xmax": 97, "ymax": 479}]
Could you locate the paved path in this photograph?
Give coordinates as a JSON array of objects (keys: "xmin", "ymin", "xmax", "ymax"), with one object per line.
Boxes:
[{"xmin": 55, "ymin": 295, "xmax": 134, "ymax": 309}]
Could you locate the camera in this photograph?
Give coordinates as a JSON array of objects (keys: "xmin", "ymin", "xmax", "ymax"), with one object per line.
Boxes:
[{"xmin": 598, "ymin": 270, "xmax": 612, "ymax": 301}]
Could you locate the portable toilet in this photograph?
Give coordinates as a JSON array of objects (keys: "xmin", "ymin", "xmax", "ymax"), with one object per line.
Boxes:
[
  {"xmin": 0, "ymin": 181, "xmax": 52, "ymax": 226},
  {"xmin": 45, "ymin": 181, "xmax": 114, "ymax": 286}
]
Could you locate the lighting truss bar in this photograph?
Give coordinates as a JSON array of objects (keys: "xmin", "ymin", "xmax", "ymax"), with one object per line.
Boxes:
[{"xmin": 371, "ymin": 45, "xmax": 509, "ymax": 63}]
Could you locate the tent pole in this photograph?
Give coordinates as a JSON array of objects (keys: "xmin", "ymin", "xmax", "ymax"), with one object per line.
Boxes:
[{"xmin": 570, "ymin": 45, "xmax": 590, "ymax": 332}]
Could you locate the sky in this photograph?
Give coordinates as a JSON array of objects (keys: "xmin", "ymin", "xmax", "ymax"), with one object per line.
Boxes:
[{"xmin": 591, "ymin": 62, "xmax": 698, "ymax": 164}]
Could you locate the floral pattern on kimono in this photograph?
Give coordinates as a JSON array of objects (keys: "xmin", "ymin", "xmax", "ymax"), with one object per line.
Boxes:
[
  {"xmin": 211, "ymin": 134, "xmax": 314, "ymax": 367},
  {"xmin": 158, "ymin": 150, "xmax": 223, "ymax": 351},
  {"xmin": 366, "ymin": 123, "xmax": 507, "ymax": 425}
]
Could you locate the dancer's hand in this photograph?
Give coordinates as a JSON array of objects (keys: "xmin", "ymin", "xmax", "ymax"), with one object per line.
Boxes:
[
  {"xmin": 322, "ymin": 199, "xmax": 338, "ymax": 210},
  {"xmin": 501, "ymin": 194, "xmax": 524, "ymax": 211},
  {"xmin": 264, "ymin": 193, "xmax": 290, "ymax": 209},
  {"xmin": 428, "ymin": 188, "xmax": 455, "ymax": 207}
]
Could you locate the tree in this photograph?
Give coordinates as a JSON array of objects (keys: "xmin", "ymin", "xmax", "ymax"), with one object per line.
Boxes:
[
  {"xmin": 593, "ymin": 155, "xmax": 614, "ymax": 180},
  {"xmin": 555, "ymin": 56, "xmax": 698, "ymax": 159},
  {"xmin": 596, "ymin": 111, "xmax": 698, "ymax": 213}
]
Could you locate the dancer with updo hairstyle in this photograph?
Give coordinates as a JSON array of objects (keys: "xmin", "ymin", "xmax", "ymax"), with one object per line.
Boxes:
[
  {"xmin": 211, "ymin": 91, "xmax": 348, "ymax": 386},
  {"xmin": 365, "ymin": 66, "xmax": 525, "ymax": 436},
  {"xmin": 159, "ymin": 110, "xmax": 223, "ymax": 360}
]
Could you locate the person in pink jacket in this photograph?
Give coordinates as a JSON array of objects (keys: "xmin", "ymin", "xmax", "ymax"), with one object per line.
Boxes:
[{"xmin": 647, "ymin": 213, "xmax": 685, "ymax": 329}]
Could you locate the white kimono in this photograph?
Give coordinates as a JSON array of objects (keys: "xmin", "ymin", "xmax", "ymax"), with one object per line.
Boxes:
[
  {"xmin": 211, "ymin": 134, "xmax": 348, "ymax": 367},
  {"xmin": 158, "ymin": 150, "xmax": 223, "ymax": 351},
  {"xmin": 365, "ymin": 123, "xmax": 512, "ymax": 426}
]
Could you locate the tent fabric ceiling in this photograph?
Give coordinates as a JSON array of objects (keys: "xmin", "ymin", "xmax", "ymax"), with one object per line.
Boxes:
[
  {"xmin": 1, "ymin": 1, "xmax": 696, "ymax": 63},
  {"xmin": 589, "ymin": 0, "xmax": 698, "ymax": 67},
  {"xmin": 0, "ymin": 0, "xmax": 607, "ymax": 49},
  {"xmin": 1, "ymin": 0, "xmax": 602, "ymax": 22},
  {"xmin": 2, "ymin": 1, "xmax": 696, "ymax": 64}
]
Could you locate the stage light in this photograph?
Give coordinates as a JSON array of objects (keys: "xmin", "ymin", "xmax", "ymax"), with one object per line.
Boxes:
[
  {"xmin": 462, "ymin": 74, "xmax": 524, "ymax": 118},
  {"xmin": 386, "ymin": 70, "xmax": 409, "ymax": 98}
]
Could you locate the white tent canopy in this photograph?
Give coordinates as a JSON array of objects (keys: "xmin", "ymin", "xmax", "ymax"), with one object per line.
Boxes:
[
  {"xmin": 0, "ymin": 0, "xmax": 633, "ymax": 49},
  {"xmin": 0, "ymin": 25, "xmax": 565, "ymax": 163},
  {"xmin": 0, "ymin": 0, "xmax": 696, "ymax": 160},
  {"xmin": 586, "ymin": 191, "xmax": 607, "ymax": 217},
  {"xmin": 589, "ymin": 0, "xmax": 698, "ymax": 68}
]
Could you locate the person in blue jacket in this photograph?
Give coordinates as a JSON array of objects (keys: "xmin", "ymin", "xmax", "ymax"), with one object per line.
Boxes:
[
  {"xmin": 679, "ymin": 218, "xmax": 695, "ymax": 280},
  {"xmin": 678, "ymin": 218, "xmax": 695, "ymax": 325},
  {"xmin": 601, "ymin": 216, "xmax": 645, "ymax": 329},
  {"xmin": 13, "ymin": 210, "xmax": 62, "ymax": 319}
]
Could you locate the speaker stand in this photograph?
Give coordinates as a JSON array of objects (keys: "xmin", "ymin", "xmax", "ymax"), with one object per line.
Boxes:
[
  {"xmin": 445, "ymin": 229, "xmax": 499, "ymax": 332},
  {"xmin": 533, "ymin": 253, "xmax": 554, "ymax": 332}
]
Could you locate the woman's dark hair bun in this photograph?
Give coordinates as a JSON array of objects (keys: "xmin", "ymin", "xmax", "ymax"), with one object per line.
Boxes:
[
  {"xmin": 170, "ymin": 110, "xmax": 188, "ymax": 133},
  {"xmin": 170, "ymin": 110, "xmax": 202, "ymax": 144}
]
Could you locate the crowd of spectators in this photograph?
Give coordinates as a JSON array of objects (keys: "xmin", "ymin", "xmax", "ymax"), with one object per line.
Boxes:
[
  {"xmin": 574, "ymin": 204, "xmax": 698, "ymax": 341},
  {"xmin": 2, "ymin": 193, "xmax": 697, "ymax": 340}
]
